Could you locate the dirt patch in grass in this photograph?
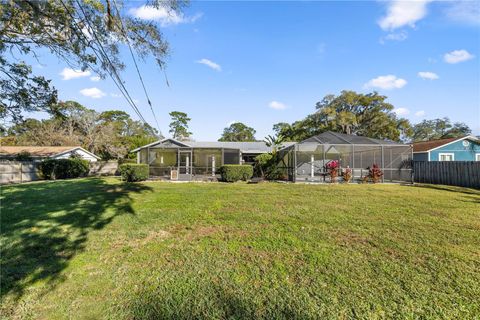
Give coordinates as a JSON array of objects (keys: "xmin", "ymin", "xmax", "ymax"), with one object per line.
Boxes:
[{"xmin": 332, "ymin": 230, "xmax": 375, "ymax": 247}]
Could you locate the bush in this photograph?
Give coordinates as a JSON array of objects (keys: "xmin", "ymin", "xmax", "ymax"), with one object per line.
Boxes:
[
  {"xmin": 119, "ymin": 163, "xmax": 149, "ymax": 182},
  {"xmin": 326, "ymin": 160, "xmax": 339, "ymax": 183},
  {"xmin": 219, "ymin": 165, "xmax": 253, "ymax": 182},
  {"xmin": 39, "ymin": 158, "xmax": 90, "ymax": 180},
  {"xmin": 254, "ymin": 153, "xmax": 287, "ymax": 180},
  {"xmin": 342, "ymin": 167, "xmax": 352, "ymax": 183},
  {"xmin": 367, "ymin": 164, "xmax": 383, "ymax": 183},
  {"xmin": 15, "ymin": 151, "xmax": 33, "ymax": 161}
]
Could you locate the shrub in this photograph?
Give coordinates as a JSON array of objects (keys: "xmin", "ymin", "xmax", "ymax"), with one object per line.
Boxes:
[
  {"xmin": 15, "ymin": 151, "xmax": 33, "ymax": 161},
  {"xmin": 219, "ymin": 165, "xmax": 253, "ymax": 182},
  {"xmin": 254, "ymin": 153, "xmax": 287, "ymax": 181},
  {"xmin": 39, "ymin": 158, "xmax": 90, "ymax": 180},
  {"xmin": 342, "ymin": 167, "xmax": 352, "ymax": 183},
  {"xmin": 367, "ymin": 164, "xmax": 383, "ymax": 183},
  {"xmin": 326, "ymin": 160, "xmax": 339, "ymax": 183},
  {"xmin": 119, "ymin": 163, "xmax": 149, "ymax": 182}
]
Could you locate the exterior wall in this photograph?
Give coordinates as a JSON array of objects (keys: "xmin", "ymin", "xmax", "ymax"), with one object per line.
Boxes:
[
  {"xmin": 52, "ymin": 149, "xmax": 98, "ymax": 162},
  {"xmin": 429, "ymin": 139, "xmax": 480, "ymax": 161},
  {"xmin": 413, "ymin": 152, "xmax": 429, "ymax": 161}
]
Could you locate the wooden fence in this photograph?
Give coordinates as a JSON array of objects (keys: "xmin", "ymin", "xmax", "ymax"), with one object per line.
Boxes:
[
  {"xmin": 0, "ymin": 161, "xmax": 118, "ymax": 184},
  {"xmin": 414, "ymin": 161, "xmax": 480, "ymax": 189}
]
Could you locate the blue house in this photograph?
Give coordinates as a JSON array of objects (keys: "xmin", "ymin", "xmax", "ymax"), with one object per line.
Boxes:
[{"xmin": 413, "ymin": 136, "xmax": 480, "ymax": 161}]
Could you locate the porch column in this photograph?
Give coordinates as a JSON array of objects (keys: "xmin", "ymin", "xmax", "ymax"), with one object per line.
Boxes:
[
  {"xmin": 137, "ymin": 151, "xmax": 140, "ymax": 164},
  {"xmin": 311, "ymin": 155, "xmax": 314, "ymax": 178},
  {"xmin": 212, "ymin": 155, "xmax": 216, "ymax": 176},
  {"xmin": 186, "ymin": 155, "xmax": 189, "ymax": 174}
]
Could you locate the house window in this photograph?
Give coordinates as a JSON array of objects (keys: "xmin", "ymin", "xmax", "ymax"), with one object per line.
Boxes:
[
  {"xmin": 439, "ymin": 153, "xmax": 454, "ymax": 161},
  {"xmin": 476, "ymin": 154, "xmax": 480, "ymax": 161}
]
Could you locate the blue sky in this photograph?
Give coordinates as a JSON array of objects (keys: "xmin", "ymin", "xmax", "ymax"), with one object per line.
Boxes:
[{"xmin": 23, "ymin": 0, "xmax": 480, "ymax": 140}]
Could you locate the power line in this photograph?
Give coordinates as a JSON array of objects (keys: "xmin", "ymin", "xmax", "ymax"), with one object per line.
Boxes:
[
  {"xmin": 111, "ymin": 0, "xmax": 161, "ymax": 135},
  {"xmin": 58, "ymin": 0, "xmax": 148, "ymax": 125},
  {"xmin": 73, "ymin": 0, "xmax": 148, "ymax": 124}
]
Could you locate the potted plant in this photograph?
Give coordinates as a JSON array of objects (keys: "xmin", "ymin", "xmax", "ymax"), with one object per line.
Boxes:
[{"xmin": 326, "ymin": 160, "xmax": 339, "ymax": 183}]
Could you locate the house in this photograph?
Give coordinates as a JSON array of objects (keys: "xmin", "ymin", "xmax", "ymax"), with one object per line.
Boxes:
[
  {"xmin": 132, "ymin": 138, "xmax": 296, "ymax": 180},
  {"xmin": 0, "ymin": 146, "xmax": 100, "ymax": 162},
  {"xmin": 133, "ymin": 131, "xmax": 413, "ymax": 182},
  {"xmin": 413, "ymin": 136, "xmax": 480, "ymax": 162}
]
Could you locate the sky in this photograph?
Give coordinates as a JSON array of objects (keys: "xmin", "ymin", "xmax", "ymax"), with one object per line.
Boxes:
[{"xmin": 20, "ymin": 0, "xmax": 480, "ymax": 140}]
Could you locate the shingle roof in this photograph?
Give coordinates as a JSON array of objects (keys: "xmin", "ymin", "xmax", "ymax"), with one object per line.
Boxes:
[
  {"xmin": 413, "ymin": 136, "xmax": 463, "ymax": 152},
  {"xmin": 188, "ymin": 141, "xmax": 296, "ymax": 153},
  {"xmin": 132, "ymin": 139, "xmax": 296, "ymax": 153},
  {"xmin": 0, "ymin": 146, "xmax": 99, "ymax": 158},
  {"xmin": 301, "ymin": 131, "xmax": 405, "ymax": 145}
]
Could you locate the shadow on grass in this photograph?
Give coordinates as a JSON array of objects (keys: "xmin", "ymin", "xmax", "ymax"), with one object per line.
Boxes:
[
  {"xmin": 0, "ymin": 178, "xmax": 151, "ymax": 303},
  {"xmin": 411, "ymin": 183, "xmax": 480, "ymax": 204},
  {"xmin": 412, "ymin": 183, "xmax": 480, "ymax": 195}
]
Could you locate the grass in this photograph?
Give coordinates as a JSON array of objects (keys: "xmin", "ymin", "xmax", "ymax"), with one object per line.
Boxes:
[{"xmin": 1, "ymin": 177, "xmax": 479, "ymax": 319}]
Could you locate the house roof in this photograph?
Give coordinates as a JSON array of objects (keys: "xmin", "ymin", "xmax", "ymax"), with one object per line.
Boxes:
[
  {"xmin": 131, "ymin": 139, "xmax": 296, "ymax": 153},
  {"xmin": 0, "ymin": 146, "xmax": 100, "ymax": 159},
  {"xmin": 301, "ymin": 131, "xmax": 406, "ymax": 145},
  {"xmin": 412, "ymin": 135, "xmax": 478, "ymax": 153}
]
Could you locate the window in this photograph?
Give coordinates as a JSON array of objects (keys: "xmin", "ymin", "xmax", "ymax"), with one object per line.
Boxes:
[
  {"xmin": 476, "ymin": 154, "xmax": 480, "ymax": 161},
  {"xmin": 439, "ymin": 153, "xmax": 454, "ymax": 161}
]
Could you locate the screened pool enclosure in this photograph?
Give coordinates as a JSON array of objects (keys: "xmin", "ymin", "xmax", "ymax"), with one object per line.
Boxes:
[{"xmin": 277, "ymin": 131, "xmax": 413, "ymax": 183}]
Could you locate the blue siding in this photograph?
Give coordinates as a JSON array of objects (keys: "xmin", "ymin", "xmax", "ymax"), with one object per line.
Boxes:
[
  {"xmin": 413, "ymin": 152, "xmax": 429, "ymax": 161},
  {"xmin": 429, "ymin": 138, "xmax": 480, "ymax": 161}
]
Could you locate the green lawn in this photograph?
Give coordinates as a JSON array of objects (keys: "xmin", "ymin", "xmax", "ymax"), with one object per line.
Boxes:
[{"xmin": 1, "ymin": 178, "xmax": 479, "ymax": 319}]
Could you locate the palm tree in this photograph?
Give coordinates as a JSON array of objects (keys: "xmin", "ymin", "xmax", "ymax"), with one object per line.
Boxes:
[{"xmin": 264, "ymin": 134, "xmax": 285, "ymax": 155}]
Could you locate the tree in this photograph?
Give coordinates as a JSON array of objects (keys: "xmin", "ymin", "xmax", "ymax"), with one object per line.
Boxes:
[
  {"xmin": 0, "ymin": 0, "xmax": 184, "ymax": 125},
  {"xmin": 5, "ymin": 101, "xmax": 159, "ymax": 159},
  {"xmin": 0, "ymin": 58, "xmax": 57, "ymax": 129},
  {"xmin": 219, "ymin": 122, "xmax": 256, "ymax": 142},
  {"xmin": 275, "ymin": 91, "xmax": 413, "ymax": 142},
  {"xmin": 412, "ymin": 118, "xmax": 471, "ymax": 142},
  {"xmin": 264, "ymin": 134, "xmax": 285, "ymax": 154},
  {"xmin": 169, "ymin": 111, "xmax": 192, "ymax": 140}
]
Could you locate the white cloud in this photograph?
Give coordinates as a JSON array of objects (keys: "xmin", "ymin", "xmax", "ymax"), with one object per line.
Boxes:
[
  {"xmin": 80, "ymin": 87, "xmax": 106, "ymax": 99},
  {"xmin": 418, "ymin": 71, "xmax": 439, "ymax": 80},
  {"xmin": 415, "ymin": 110, "xmax": 426, "ymax": 117},
  {"xmin": 110, "ymin": 93, "xmax": 122, "ymax": 98},
  {"xmin": 60, "ymin": 68, "xmax": 91, "ymax": 80},
  {"xmin": 445, "ymin": 0, "xmax": 480, "ymax": 25},
  {"xmin": 195, "ymin": 58, "xmax": 222, "ymax": 71},
  {"xmin": 443, "ymin": 49, "xmax": 475, "ymax": 64},
  {"xmin": 393, "ymin": 108, "xmax": 410, "ymax": 116},
  {"xmin": 268, "ymin": 101, "xmax": 287, "ymax": 110},
  {"xmin": 129, "ymin": 5, "xmax": 202, "ymax": 26},
  {"xmin": 378, "ymin": 0, "xmax": 432, "ymax": 31},
  {"xmin": 364, "ymin": 75, "xmax": 407, "ymax": 90},
  {"xmin": 90, "ymin": 75, "xmax": 101, "ymax": 82},
  {"xmin": 381, "ymin": 30, "xmax": 408, "ymax": 43}
]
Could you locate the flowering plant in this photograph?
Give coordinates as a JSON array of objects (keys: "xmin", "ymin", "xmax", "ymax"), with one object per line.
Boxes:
[{"xmin": 326, "ymin": 160, "xmax": 339, "ymax": 183}]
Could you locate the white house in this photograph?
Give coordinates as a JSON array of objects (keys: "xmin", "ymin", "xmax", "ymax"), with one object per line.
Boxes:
[{"xmin": 0, "ymin": 146, "xmax": 100, "ymax": 162}]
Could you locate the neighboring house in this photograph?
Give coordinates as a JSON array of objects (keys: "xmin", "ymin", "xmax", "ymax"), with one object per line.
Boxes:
[
  {"xmin": 413, "ymin": 136, "xmax": 480, "ymax": 162},
  {"xmin": 0, "ymin": 146, "xmax": 100, "ymax": 162}
]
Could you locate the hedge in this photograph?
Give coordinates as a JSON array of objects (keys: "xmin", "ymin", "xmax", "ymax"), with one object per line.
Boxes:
[
  {"xmin": 119, "ymin": 163, "xmax": 149, "ymax": 182},
  {"xmin": 39, "ymin": 158, "xmax": 90, "ymax": 180},
  {"xmin": 219, "ymin": 165, "xmax": 253, "ymax": 182}
]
